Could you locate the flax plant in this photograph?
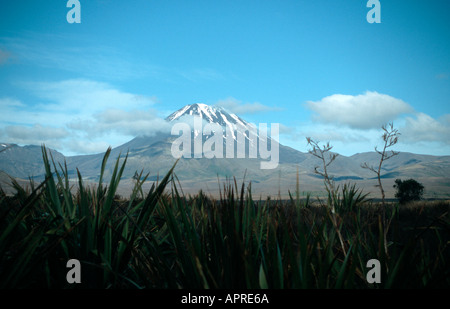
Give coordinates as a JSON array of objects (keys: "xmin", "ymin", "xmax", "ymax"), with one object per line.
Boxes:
[
  {"xmin": 361, "ymin": 123, "xmax": 401, "ymax": 255},
  {"xmin": 0, "ymin": 145, "xmax": 448, "ymax": 289}
]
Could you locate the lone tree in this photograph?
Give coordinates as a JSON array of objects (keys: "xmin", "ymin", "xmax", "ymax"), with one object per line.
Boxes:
[{"xmin": 393, "ymin": 178, "xmax": 424, "ymax": 204}]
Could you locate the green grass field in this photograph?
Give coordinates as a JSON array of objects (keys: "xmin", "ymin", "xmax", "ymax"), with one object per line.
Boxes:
[{"xmin": 0, "ymin": 147, "xmax": 448, "ymax": 289}]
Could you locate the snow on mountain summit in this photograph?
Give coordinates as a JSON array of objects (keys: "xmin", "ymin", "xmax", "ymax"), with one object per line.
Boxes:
[
  {"xmin": 166, "ymin": 103, "xmax": 255, "ymax": 141},
  {"xmin": 166, "ymin": 103, "xmax": 248, "ymax": 128}
]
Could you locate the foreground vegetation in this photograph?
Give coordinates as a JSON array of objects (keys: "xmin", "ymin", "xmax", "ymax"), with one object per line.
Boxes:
[{"xmin": 0, "ymin": 147, "xmax": 449, "ymax": 289}]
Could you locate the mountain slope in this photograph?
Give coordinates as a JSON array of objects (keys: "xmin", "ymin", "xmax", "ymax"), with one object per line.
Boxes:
[
  {"xmin": 0, "ymin": 143, "xmax": 65, "ymax": 179},
  {"xmin": 1, "ymin": 104, "xmax": 450, "ymax": 198}
]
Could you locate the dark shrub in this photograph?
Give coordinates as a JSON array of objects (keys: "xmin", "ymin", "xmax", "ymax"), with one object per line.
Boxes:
[{"xmin": 393, "ymin": 178, "xmax": 424, "ymax": 204}]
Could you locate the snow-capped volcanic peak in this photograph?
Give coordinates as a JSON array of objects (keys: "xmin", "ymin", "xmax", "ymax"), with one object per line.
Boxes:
[{"xmin": 166, "ymin": 103, "xmax": 248, "ymax": 128}]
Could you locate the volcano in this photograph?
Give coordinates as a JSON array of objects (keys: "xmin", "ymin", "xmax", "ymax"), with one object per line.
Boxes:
[{"xmin": 1, "ymin": 103, "xmax": 450, "ymax": 198}]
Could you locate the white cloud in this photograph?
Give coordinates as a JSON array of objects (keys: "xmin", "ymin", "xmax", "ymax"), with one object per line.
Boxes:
[
  {"xmin": 22, "ymin": 79, "xmax": 157, "ymax": 115},
  {"xmin": 2, "ymin": 124, "xmax": 69, "ymax": 151},
  {"xmin": 0, "ymin": 97, "xmax": 25, "ymax": 110},
  {"xmin": 69, "ymin": 108, "xmax": 172, "ymax": 138},
  {"xmin": 306, "ymin": 91, "xmax": 414, "ymax": 129},
  {"xmin": 15, "ymin": 79, "xmax": 160, "ymax": 133},
  {"xmin": 65, "ymin": 140, "xmax": 112, "ymax": 155},
  {"xmin": 279, "ymin": 109, "xmax": 450, "ymax": 156},
  {"xmin": 0, "ymin": 79, "xmax": 168, "ymax": 155},
  {"xmin": 215, "ymin": 97, "xmax": 281, "ymax": 115},
  {"xmin": 401, "ymin": 112, "xmax": 450, "ymax": 145},
  {"xmin": 279, "ymin": 121, "xmax": 379, "ymax": 156}
]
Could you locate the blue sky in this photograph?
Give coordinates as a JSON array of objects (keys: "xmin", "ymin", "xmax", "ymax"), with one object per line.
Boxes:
[{"xmin": 0, "ymin": 0, "xmax": 449, "ymax": 156}]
